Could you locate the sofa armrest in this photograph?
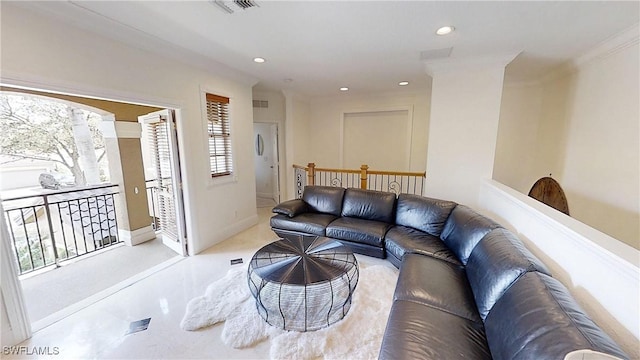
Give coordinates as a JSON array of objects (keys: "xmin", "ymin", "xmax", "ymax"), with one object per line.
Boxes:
[{"xmin": 272, "ymin": 199, "xmax": 310, "ymax": 218}]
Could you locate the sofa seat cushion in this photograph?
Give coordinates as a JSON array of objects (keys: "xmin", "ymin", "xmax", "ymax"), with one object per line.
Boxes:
[
  {"xmin": 326, "ymin": 217, "xmax": 391, "ymax": 247},
  {"xmin": 485, "ymin": 272, "xmax": 628, "ymax": 360},
  {"xmin": 395, "ymin": 194, "xmax": 457, "ymax": 237},
  {"xmin": 341, "ymin": 188, "xmax": 397, "ymax": 223},
  {"xmin": 335, "ymin": 239, "xmax": 386, "ymax": 259},
  {"xmin": 379, "ymin": 300, "xmax": 491, "ymax": 360},
  {"xmin": 270, "ymin": 213, "xmax": 337, "ymax": 236},
  {"xmin": 385, "ymin": 225, "xmax": 461, "ymax": 266},
  {"xmin": 440, "ymin": 205, "xmax": 502, "ymax": 265},
  {"xmin": 466, "ymin": 228, "xmax": 552, "ymax": 320},
  {"xmin": 394, "ymin": 254, "xmax": 481, "ymax": 323}
]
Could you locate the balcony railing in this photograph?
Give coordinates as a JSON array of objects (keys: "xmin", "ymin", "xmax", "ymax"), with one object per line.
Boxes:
[
  {"xmin": 293, "ymin": 163, "xmax": 426, "ymax": 199},
  {"xmin": 2, "ymin": 184, "xmax": 120, "ymax": 275},
  {"xmin": 145, "ymin": 179, "xmax": 162, "ymax": 231},
  {"xmin": 145, "ymin": 177, "xmax": 178, "ymax": 233}
]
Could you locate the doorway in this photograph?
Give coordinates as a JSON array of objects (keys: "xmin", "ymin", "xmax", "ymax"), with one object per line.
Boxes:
[
  {"xmin": 254, "ymin": 122, "xmax": 280, "ymax": 208},
  {"xmin": 139, "ymin": 109, "xmax": 188, "ymax": 256},
  {"xmin": 0, "ymin": 88, "xmax": 183, "ymax": 336}
]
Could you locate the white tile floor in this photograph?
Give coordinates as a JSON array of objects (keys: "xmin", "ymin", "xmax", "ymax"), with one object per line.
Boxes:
[
  {"xmin": 21, "ymin": 237, "xmax": 178, "ymax": 324},
  {"xmin": 8, "ymin": 207, "xmax": 396, "ymax": 359},
  {"xmin": 8, "ymin": 207, "xmax": 279, "ymax": 359},
  {"xmin": 256, "ymin": 196, "xmax": 277, "ymax": 209}
]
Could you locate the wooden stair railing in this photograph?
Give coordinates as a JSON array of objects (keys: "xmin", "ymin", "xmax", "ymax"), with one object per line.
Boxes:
[{"xmin": 293, "ymin": 163, "xmax": 426, "ymax": 198}]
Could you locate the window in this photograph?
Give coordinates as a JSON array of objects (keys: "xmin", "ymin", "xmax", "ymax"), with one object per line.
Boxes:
[{"xmin": 206, "ymin": 93, "xmax": 233, "ymax": 177}]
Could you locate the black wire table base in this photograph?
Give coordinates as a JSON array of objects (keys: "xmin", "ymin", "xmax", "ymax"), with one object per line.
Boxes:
[{"xmin": 247, "ymin": 234, "xmax": 359, "ymax": 332}]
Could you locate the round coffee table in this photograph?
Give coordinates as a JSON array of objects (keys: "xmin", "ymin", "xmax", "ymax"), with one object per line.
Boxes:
[{"xmin": 247, "ymin": 234, "xmax": 359, "ymax": 332}]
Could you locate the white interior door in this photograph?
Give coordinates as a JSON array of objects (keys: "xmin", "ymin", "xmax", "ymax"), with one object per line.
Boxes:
[
  {"xmin": 254, "ymin": 123, "xmax": 279, "ymax": 201},
  {"xmin": 270, "ymin": 123, "xmax": 280, "ymax": 203},
  {"xmin": 139, "ymin": 110, "xmax": 187, "ymax": 256}
]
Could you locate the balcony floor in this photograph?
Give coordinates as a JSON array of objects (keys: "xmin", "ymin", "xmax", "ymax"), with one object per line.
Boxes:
[{"xmin": 20, "ymin": 236, "xmax": 179, "ymax": 325}]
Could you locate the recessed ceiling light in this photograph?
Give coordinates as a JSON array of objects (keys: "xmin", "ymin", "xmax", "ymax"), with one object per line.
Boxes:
[
  {"xmin": 253, "ymin": 57, "xmax": 266, "ymax": 63},
  {"xmin": 398, "ymin": 81, "xmax": 410, "ymax": 86},
  {"xmin": 340, "ymin": 87, "xmax": 349, "ymax": 91},
  {"xmin": 435, "ymin": 26, "xmax": 455, "ymax": 36}
]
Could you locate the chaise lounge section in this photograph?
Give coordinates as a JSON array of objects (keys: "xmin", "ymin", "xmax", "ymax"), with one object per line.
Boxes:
[{"xmin": 270, "ymin": 185, "xmax": 628, "ymax": 359}]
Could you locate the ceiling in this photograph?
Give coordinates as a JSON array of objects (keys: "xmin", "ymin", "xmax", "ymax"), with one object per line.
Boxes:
[{"xmin": 16, "ymin": 1, "xmax": 640, "ymax": 98}]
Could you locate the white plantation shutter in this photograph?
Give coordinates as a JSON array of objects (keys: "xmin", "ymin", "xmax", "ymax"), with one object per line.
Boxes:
[
  {"xmin": 147, "ymin": 121, "xmax": 179, "ymax": 241},
  {"xmin": 206, "ymin": 93, "xmax": 233, "ymax": 177}
]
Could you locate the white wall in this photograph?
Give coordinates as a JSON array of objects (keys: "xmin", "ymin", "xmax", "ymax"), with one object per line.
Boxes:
[
  {"xmin": 532, "ymin": 74, "xmax": 574, "ymax": 181},
  {"xmin": 1, "ymin": 293, "xmax": 15, "ymax": 347},
  {"xmin": 343, "ymin": 110, "xmax": 411, "ymax": 171},
  {"xmin": 252, "ymin": 90, "xmax": 285, "ymax": 124},
  {"xmin": 253, "ymin": 90, "xmax": 311, "ymax": 201},
  {"xmin": 252, "ymin": 90, "xmax": 287, "ymax": 202},
  {"xmin": 280, "ymin": 93, "xmax": 311, "ymax": 200},
  {"xmin": 493, "ymin": 84, "xmax": 543, "ymax": 193},
  {"xmin": 307, "ymin": 92, "xmax": 429, "ymax": 172},
  {"xmin": 479, "ymin": 180, "xmax": 639, "ymax": 358},
  {"xmin": 494, "ymin": 27, "xmax": 639, "ymax": 249},
  {"xmin": 1, "ymin": 4, "xmax": 258, "ymax": 254},
  {"xmin": 253, "ymin": 123, "xmax": 274, "ymax": 198},
  {"xmin": 559, "ymin": 39, "xmax": 639, "ymax": 248},
  {"xmin": 0, "ymin": 201, "xmax": 30, "ymax": 346},
  {"xmin": 424, "ymin": 58, "xmax": 511, "ymax": 207},
  {"xmin": 292, "ymin": 98, "xmax": 310, "ymax": 166}
]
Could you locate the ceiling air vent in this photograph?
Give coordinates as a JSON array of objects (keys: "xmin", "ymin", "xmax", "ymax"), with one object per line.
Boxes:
[
  {"xmin": 234, "ymin": 0, "xmax": 258, "ymax": 10},
  {"xmin": 253, "ymin": 100, "xmax": 269, "ymax": 108},
  {"xmin": 212, "ymin": 0, "xmax": 259, "ymax": 14}
]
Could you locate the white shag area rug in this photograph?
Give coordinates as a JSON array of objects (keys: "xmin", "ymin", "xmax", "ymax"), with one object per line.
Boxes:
[{"xmin": 181, "ymin": 262, "xmax": 398, "ymax": 359}]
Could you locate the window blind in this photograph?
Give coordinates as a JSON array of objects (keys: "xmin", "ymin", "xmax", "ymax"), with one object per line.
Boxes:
[{"xmin": 206, "ymin": 93, "xmax": 233, "ymax": 177}]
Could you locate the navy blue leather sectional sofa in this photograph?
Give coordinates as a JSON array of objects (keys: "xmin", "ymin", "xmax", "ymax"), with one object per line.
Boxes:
[{"xmin": 270, "ymin": 186, "xmax": 628, "ymax": 359}]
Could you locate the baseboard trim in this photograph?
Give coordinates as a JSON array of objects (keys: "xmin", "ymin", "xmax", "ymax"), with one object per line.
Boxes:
[
  {"xmin": 118, "ymin": 226, "xmax": 156, "ymax": 246},
  {"xmin": 195, "ymin": 214, "xmax": 259, "ymax": 254}
]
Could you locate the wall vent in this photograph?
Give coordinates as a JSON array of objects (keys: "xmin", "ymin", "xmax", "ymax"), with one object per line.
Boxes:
[
  {"xmin": 253, "ymin": 100, "xmax": 269, "ymax": 108},
  {"xmin": 212, "ymin": 0, "xmax": 259, "ymax": 14}
]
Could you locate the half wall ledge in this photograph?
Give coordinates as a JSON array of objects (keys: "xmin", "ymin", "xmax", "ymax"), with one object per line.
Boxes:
[{"xmin": 478, "ymin": 179, "xmax": 639, "ymax": 359}]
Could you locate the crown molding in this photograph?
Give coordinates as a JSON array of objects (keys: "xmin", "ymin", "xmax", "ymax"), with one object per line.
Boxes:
[
  {"xmin": 538, "ymin": 23, "xmax": 640, "ymax": 86},
  {"xmin": 573, "ymin": 23, "xmax": 639, "ymax": 68}
]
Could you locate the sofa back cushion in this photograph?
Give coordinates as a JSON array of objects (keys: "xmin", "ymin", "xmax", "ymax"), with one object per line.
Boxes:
[
  {"xmin": 484, "ymin": 272, "xmax": 628, "ymax": 360},
  {"xmin": 440, "ymin": 205, "xmax": 502, "ymax": 265},
  {"xmin": 341, "ymin": 188, "xmax": 396, "ymax": 223},
  {"xmin": 302, "ymin": 186, "xmax": 345, "ymax": 217},
  {"xmin": 395, "ymin": 194, "xmax": 457, "ymax": 237},
  {"xmin": 466, "ymin": 228, "xmax": 551, "ymax": 320}
]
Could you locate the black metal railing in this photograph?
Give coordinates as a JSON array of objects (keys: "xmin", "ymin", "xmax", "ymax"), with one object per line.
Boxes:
[
  {"xmin": 145, "ymin": 179, "xmax": 160, "ymax": 231},
  {"xmin": 294, "ymin": 166, "xmax": 307, "ymax": 199},
  {"xmin": 145, "ymin": 179, "xmax": 162, "ymax": 231},
  {"xmin": 2, "ymin": 184, "xmax": 120, "ymax": 275}
]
